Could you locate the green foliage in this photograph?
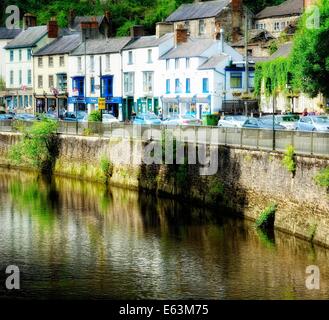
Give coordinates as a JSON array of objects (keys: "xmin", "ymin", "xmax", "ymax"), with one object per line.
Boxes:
[
  {"xmin": 88, "ymin": 110, "xmax": 102, "ymax": 122},
  {"xmin": 315, "ymin": 167, "xmax": 329, "ymax": 188},
  {"xmin": 0, "ymin": 76, "xmax": 5, "ymax": 91},
  {"xmin": 9, "ymin": 118, "xmax": 59, "ymax": 171},
  {"xmin": 282, "ymin": 145, "xmax": 296, "ymax": 174},
  {"xmin": 290, "ymin": 0, "xmax": 329, "ymax": 98},
  {"xmin": 255, "ymin": 203, "xmax": 277, "ymax": 229},
  {"xmin": 207, "ymin": 179, "xmax": 224, "ymax": 203},
  {"xmin": 254, "ymin": 57, "xmax": 291, "ymax": 97},
  {"xmin": 269, "ymin": 41, "xmax": 278, "ymax": 55},
  {"xmin": 100, "ymin": 157, "xmax": 113, "ymax": 183}
]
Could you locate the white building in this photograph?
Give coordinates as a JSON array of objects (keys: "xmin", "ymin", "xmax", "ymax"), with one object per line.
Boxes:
[
  {"xmin": 4, "ymin": 25, "xmax": 56, "ymax": 112},
  {"xmin": 159, "ymin": 28, "xmax": 244, "ymax": 118},
  {"xmin": 68, "ymin": 36, "xmax": 132, "ymax": 119},
  {"xmin": 121, "ymin": 32, "xmax": 174, "ymax": 117}
]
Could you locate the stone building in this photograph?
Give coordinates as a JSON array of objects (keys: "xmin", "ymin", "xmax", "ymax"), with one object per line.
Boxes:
[
  {"xmin": 164, "ymin": 0, "xmax": 253, "ymax": 43},
  {"xmin": 254, "ymin": 0, "xmax": 304, "ymax": 38}
]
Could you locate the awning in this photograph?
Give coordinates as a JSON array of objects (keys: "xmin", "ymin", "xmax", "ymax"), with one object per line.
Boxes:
[{"xmin": 196, "ymin": 95, "xmax": 211, "ymax": 103}]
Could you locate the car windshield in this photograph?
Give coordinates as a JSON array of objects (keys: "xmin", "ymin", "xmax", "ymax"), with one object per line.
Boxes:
[
  {"xmin": 144, "ymin": 114, "xmax": 158, "ymax": 120},
  {"xmin": 313, "ymin": 116, "xmax": 329, "ymax": 123}
]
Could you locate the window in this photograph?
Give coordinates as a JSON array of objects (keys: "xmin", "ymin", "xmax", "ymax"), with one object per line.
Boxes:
[
  {"xmin": 24, "ymin": 95, "xmax": 28, "ymax": 107},
  {"xmin": 186, "ymin": 58, "xmax": 190, "ymax": 69},
  {"xmin": 274, "ymin": 22, "xmax": 280, "ymax": 31},
  {"xmin": 48, "ymin": 75, "xmax": 54, "ymax": 88},
  {"xmin": 73, "ymin": 77, "xmax": 84, "ymax": 96},
  {"xmin": 19, "ymin": 70, "xmax": 22, "ymax": 85},
  {"xmin": 29, "ymin": 95, "xmax": 32, "ymax": 107},
  {"xmin": 27, "ymin": 70, "xmax": 31, "ymax": 85},
  {"xmin": 57, "ymin": 74, "xmax": 67, "ymax": 91},
  {"xmin": 90, "ymin": 77, "xmax": 95, "ymax": 94},
  {"xmin": 175, "ymin": 58, "xmax": 180, "ymax": 69},
  {"xmin": 48, "ymin": 56, "xmax": 54, "ymax": 67},
  {"xmin": 10, "ymin": 50, "xmax": 14, "ymax": 62},
  {"xmin": 166, "ymin": 59, "xmax": 170, "ymax": 70},
  {"xmin": 230, "ymin": 72, "xmax": 242, "ymax": 88},
  {"xmin": 106, "ymin": 54, "xmax": 110, "ymax": 70},
  {"xmin": 147, "ymin": 49, "xmax": 152, "ymax": 63},
  {"xmin": 128, "ymin": 51, "xmax": 133, "ymax": 65},
  {"xmin": 248, "ymin": 72, "xmax": 255, "ymax": 88},
  {"xmin": 90, "ymin": 55, "xmax": 94, "ymax": 71},
  {"xmin": 175, "ymin": 79, "xmax": 181, "ymax": 93},
  {"xmin": 102, "ymin": 76, "xmax": 113, "ymax": 97},
  {"xmin": 199, "ymin": 19, "xmax": 205, "ymax": 35},
  {"xmin": 38, "ymin": 57, "xmax": 43, "ymax": 67},
  {"xmin": 19, "ymin": 49, "xmax": 22, "ymax": 61},
  {"xmin": 77, "ymin": 57, "xmax": 82, "ymax": 72},
  {"xmin": 19, "ymin": 96, "xmax": 23, "ymax": 108},
  {"xmin": 166, "ymin": 79, "xmax": 170, "ymax": 94},
  {"xmin": 59, "ymin": 56, "xmax": 65, "ymax": 67},
  {"xmin": 186, "ymin": 78, "xmax": 190, "ymax": 93},
  {"xmin": 143, "ymin": 71, "xmax": 153, "ymax": 94},
  {"xmin": 10, "ymin": 70, "xmax": 14, "ymax": 85},
  {"xmin": 38, "ymin": 75, "xmax": 43, "ymax": 88},
  {"xmin": 27, "ymin": 49, "xmax": 32, "ymax": 60},
  {"xmin": 281, "ymin": 22, "xmax": 286, "ymax": 30},
  {"xmin": 202, "ymin": 78, "xmax": 209, "ymax": 93},
  {"xmin": 184, "ymin": 21, "xmax": 190, "ymax": 32},
  {"xmin": 124, "ymin": 72, "xmax": 134, "ymax": 95}
]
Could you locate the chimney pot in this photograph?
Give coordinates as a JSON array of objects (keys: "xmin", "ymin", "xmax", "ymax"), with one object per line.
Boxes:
[
  {"xmin": 23, "ymin": 13, "xmax": 37, "ymax": 30},
  {"xmin": 47, "ymin": 18, "xmax": 59, "ymax": 38},
  {"xmin": 130, "ymin": 25, "xmax": 145, "ymax": 38}
]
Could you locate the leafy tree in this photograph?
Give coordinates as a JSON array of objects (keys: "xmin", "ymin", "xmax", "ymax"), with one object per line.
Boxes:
[{"xmin": 290, "ymin": 0, "xmax": 329, "ymax": 98}]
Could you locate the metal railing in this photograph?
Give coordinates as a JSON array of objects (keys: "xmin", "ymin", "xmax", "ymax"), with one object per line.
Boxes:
[{"xmin": 1, "ymin": 120, "xmax": 328, "ymax": 157}]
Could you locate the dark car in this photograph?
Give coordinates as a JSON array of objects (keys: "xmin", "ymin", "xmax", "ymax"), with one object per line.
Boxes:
[
  {"xmin": 63, "ymin": 111, "xmax": 87, "ymax": 122},
  {"xmin": 0, "ymin": 114, "xmax": 14, "ymax": 120},
  {"xmin": 243, "ymin": 118, "xmax": 286, "ymax": 130}
]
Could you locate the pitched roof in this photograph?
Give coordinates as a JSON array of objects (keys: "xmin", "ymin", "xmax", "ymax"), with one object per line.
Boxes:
[
  {"xmin": 33, "ymin": 34, "xmax": 81, "ymax": 56},
  {"xmin": 4, "ymin": 26, "xmax": 47, "ymax": 49},
  {"xmin": 256, "ymin": 0, "xmax": 304, "ymax": 19},
  {"xmin": 160, "ymin": 38, "xmax": 215, "ymax": 59},
  {"xmin": 198, "ymin": 54, "xmax": 228, "ymax": 70},
  {"xmin": 232, "ymin": 29, "xmax": 275, "ymax": 47},
  {"xmin": 70, "ymin": 37, "xmax": 132, "ymax": 55},
  {"xmin": 166, "ymin": 0, "xmax": 231, "ymax": 22},
  {"xmin": 269, "ymin": 42, "xmax": 293, "ymax": 60},
  {"xmin": 123, "ymin": 33, "xmax": 173, "ymax": 50},
  {"xmin": 71, "ymin": 16, "xmax": 104, "ymax": 31},
  {"xmin": 0, "ymin": 27, "xmax": 22, "ymax": 39}
]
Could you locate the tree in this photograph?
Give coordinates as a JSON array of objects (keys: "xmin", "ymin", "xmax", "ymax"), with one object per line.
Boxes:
[{"xmin": 290, "ymin": 0, "xmax": 329, "ymax": 98}]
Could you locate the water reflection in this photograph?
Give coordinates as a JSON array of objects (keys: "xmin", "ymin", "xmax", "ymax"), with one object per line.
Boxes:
[{"xmin": 0, "ymin": 170, "xmax": 328, "ymax": 300}]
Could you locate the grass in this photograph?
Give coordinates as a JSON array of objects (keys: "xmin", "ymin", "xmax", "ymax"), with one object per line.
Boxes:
[
  {"xmin": 282, "ymin": 145, "xmax": 296, "ymax": 175},
  {"xmin": 255, "ymin": 203, "xmax": 277, "ymax": 229},
  {"xmin": 315, "ymin": 167, "xmax": 329, "ymax": 188}
]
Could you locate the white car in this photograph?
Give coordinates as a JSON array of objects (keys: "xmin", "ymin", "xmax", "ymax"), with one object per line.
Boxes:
[
  {"xmin": 296, "ymin": 116, "xmax": 329, "ymax": 132},
  {"xmin": 218, "ymin": 115, "xmax": 248, "ymax": 128},
  {"xmin": 102, "ymin": 113, "xmax": 119, "ymax": 124}
]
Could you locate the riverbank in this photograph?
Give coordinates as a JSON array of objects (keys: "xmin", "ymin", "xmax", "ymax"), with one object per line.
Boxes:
[{"xmin": 0, "ymin": 132, "xmax": 328, "ymax": 247}]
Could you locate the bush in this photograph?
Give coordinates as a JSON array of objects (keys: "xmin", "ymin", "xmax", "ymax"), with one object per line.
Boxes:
[
  {"xmin": 88, "ymin": 110, "xmax": 102, "ymax": 122},
  {"xmin": 315, "ymin": 167, "xmax": 329, "ymax": 188},
  {"xmin": 100, "ymin": 157, "xmax": 113, "ymax": 183},
  {"xmin": 9, "ymin": 118, "xmax": 59, "ymax": 171},
  {"xmin": 282, "ymin": 145, "xmax": 296, "ymax": 174},
  {"xmin": 256, "ymin": 203, "xmax": 277, "ymax": 229}
]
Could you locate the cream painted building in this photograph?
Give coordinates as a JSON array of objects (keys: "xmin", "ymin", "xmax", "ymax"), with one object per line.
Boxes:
[{"xmin": 33, "ymin": 33, "xmax": 81, "ymax": 115}]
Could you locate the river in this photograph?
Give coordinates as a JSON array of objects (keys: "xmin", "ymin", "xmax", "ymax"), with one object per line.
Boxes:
[{"xmin": 0, "ymin": 170, "xmax": 328, "ymax": 300}]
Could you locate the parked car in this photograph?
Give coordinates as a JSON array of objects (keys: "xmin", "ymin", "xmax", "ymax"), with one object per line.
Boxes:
[
  {"xmin": 13, "ymin": 113, "xmax": 38, "ymax": 122},
  {"xmin": 162, "ymin": 114, "xmax": 202, "ymax": 126},
  {"xmin": 262, "ymin": 114, "xmax": 299, "ymax": 130},
  {"xmin": 242, "ymin": 118, "xmax": 286, "ymax": 130},
  {"xmin": 296, "ymin": 115, "xmax": 329, "ymax": 132},
  {"xmin": 63, "ymin": 111, "xmax": 87, "ymax": 122},
  {"xmin": 218, "ymin": 115, "xmax": 248, "ymax": 128},
  {"xmin": 0, "ymin": 114, "xmax": 14, "ymax": 120},
  {"xmin": 133, "ymin": 113, "xmax": 162, "ymax": 125},
  {"xmin": 102, "ymin": 113, "xmax": 120, "ymax": 124}
]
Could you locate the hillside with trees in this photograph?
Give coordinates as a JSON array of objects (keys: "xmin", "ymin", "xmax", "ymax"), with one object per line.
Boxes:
[{"xmin": 0, "ymin": 0, "xmax": 285, "ymax": 36}]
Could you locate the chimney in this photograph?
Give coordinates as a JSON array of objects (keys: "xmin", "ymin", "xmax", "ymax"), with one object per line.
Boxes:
[
  {"xmin": 23, "ymin": 13, "xmax": 37, "ymax": 30},
  {"xmin": 220, "ymin": 28, "xmax": 225, "ymax": 53},
  {"xmin": 304, "ymin": 0, "xmax": 315, "ymax": 9},
  {"xmin": 130, "ymin": 25, "xmax": 145, "ymax": 38},
  {"xmin": 47, "ymin": 18, "xmax": 59, "ymax": 38},
  {"xmin": 175, "ymin": 24, "xmax": 188, "ymax": 46},
  {"xmin": 156, "ymin": 22, "xmax": 174, "ymax": 38},
  {"xmin": 232, "ymin": 0, "xmax": 242, "ymax": 43},
  {"xmin": 68, "ymin": 10, "xmax": 76, "ymax": 29}
]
